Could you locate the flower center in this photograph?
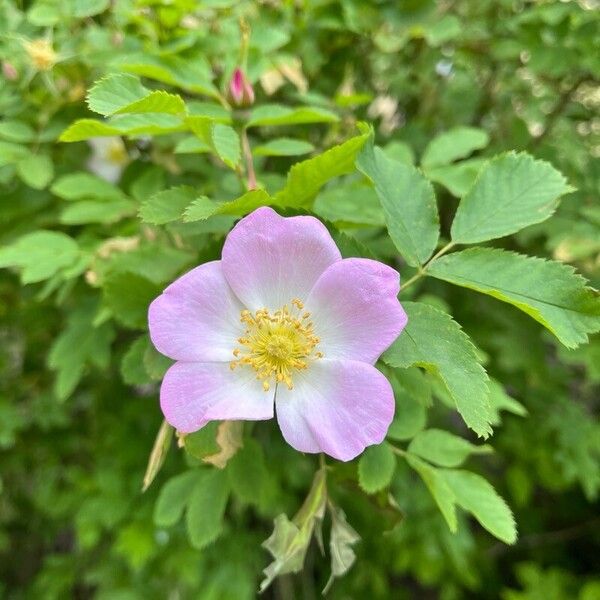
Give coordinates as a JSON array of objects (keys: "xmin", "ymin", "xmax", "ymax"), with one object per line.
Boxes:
[{"xmin": 230, "ymin": 298, "xmax": 322, "ymax": 392}]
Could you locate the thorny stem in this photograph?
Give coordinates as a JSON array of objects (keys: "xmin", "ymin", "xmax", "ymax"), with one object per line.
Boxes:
[
  {"xmin": 400, "ymin": 241, "xmax": 456, "ymax": 294},
  {"xmin": 241, "ymin": 128, "xmax": 257, "ymax": 190}
]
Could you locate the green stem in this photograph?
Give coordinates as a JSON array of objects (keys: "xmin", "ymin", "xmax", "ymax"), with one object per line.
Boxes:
[{"xmin": 400, "ymin": 241, "xmax": 455, "ymax": 294}]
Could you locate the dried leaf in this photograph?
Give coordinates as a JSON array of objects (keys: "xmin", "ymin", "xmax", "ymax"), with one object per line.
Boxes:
[
  {"xmin": 203, "ymin": 421, "xmax": 244, "ymax": 469},
  {"xmin": 142, "ymin": 420, "xmax": 173, "ymax": 492}
]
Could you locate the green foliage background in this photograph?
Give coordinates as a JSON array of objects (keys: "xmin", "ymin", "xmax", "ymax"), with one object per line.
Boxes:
[{"xmin": 1, "ymin": 0, "xmax": 599, "ymax": 598}]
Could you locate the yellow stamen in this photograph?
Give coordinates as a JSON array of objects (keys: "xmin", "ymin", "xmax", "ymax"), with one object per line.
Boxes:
[{"xmin": 230, "ymin": 300, "xmax": 323, "ymax": 391}]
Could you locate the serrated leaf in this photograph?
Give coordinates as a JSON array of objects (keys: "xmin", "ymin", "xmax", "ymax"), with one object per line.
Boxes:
[
  {"xmin": 60, "ymin": 114, "xmax": 186, "ymax": 142},
  {"xmin": 16, "ymin": 154, "xmax": 54, "ymax": 189},
  {"xmin": 143, "ymin": 342, "xmax": 172, "ymax": 380},
  {"xmin": 227, "ymin": 438, "xmax": 268, "ymax": 504},
  {"xmin": 422, "ymin": 127, "xmax": 489, "ymax": 168},
  {"xmin": 408, "ymin": 429, "xmax": 492, "ymax": 468},
  {"xmin": 153, "ymin": 470, "xmax": 199, "ymax": 527},
  {"xmin": 139, "ymin": 186, "xmax": 197, "ymax": 224},
  {"xmin": 0, "ymin": 231, "xmax": 80, "ymax": 284},
  {"xmin": 254, "ymin": 138, "xmax": 314, "ymax": 157},
  {"xmin": 274, "ymin": 130, "xmax": 370, "ymax": 208},
  {"xmin": 358, "ymin": 442, "xmax": 396, "ymax": 494},
  {"xmin": 357, "ymin": 144, "xmax": 439, "ymax": 267},
  {"xmin": 451, "ymin": 152, "xmax": 572, "ymax": 244},
  {"xmin": 260, "ymin": 468, "xmax": 327, "ymax": 593},
  {"xmin": 114, "ymin": 91, "xmax": 186, "ymax": 116},
  {"xmin": 142, "ymin": 420, "xmax": 173, "ymax": 491},
  {"xmin": 186, "ymin": 469, "xmax": 230, "ymax": 549},
  {"xmin": 247, "ymin": 104, "xmax": 339, "ymax": 127},
  {"xmin": 184, "ymin": 189, "xmax": 271, "ymax": 222},
  {"xmin": 443, "ymin": 469, "xmax": 517, "ymax": 544},
  {"xmin": 383, "ymin": 302, "xmax": 492, "ymax": 438},
  {"xmin": 428, "ymin": 248, "xmax": 600, "ymax": 348},
  {"xmin": 87, "ymin": 73, "xmax": 149, "ymax": 116},
  {"xmin": 59, "ymin": 119, "xmax": 122, "ymax": 142},
  {"xmin": 211, "ymin": 123, "xmax": 240, "ymax": 168},
  {"xmin": 406, "ymin": 454, "xmax": 457, "ymax": 532},
  {"xmin": 51, "ymin": 172, "xmax": 127, "ymax": 201},
  {"xmin": 323, "ymin": 506, "xmax": 360, "ymax": 594}
]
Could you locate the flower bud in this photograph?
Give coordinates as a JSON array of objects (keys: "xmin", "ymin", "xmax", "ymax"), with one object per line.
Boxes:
[{"xmin": 228, "ymin": 67, "xmax": 255, "ymax": 108}]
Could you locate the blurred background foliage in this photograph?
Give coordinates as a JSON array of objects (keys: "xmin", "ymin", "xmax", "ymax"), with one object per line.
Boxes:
[{"xmin": 0, "ymin": 0, "xmax": 599, "ymax": 598}]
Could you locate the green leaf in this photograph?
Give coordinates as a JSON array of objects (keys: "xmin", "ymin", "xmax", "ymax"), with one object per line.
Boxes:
[
  {"xmin": 0, "ymin": 120, "xmax": 36, "ymax": 142},
  {"xmin": 383, "ymin": 302, "xmax": 492, "ymax": 438},
  {"xmin": 186, "ymin": 469, "xmax": 230, "ymax": 549},
  {"xmin": 139, "ymin": 186, "xmax": 197, "ymax": 224},
  {"xmin": 117, "ymin": 53, "xmax": 218, "ymax": 98},
  {"xmin": 227, "ymin": 438, "xmax": 269, "ymax": 506},
  {"xmin": 358, "ymin": 442, "xmax": 397, "ymax": 494},
  {"xmin": 488, "ymin": 379, "xmax": 527, "ymax": 426},
  {"xmin": 48, "ymin": 302, "xmax": 114, "ymax": 401},
  {"xmin": 406, "ymin": 454, "xmax": 457, "ymax": 532},
  {"xmin": 428, "ymin": 248, "xmax": 600, "ymax": 348},
  {"xmin": 0, "ymin": 141, "xmax": 29, "ymax": 166},
  {"xmin": 357, "ymin": 144, "xmax": 439, "ymax": 267},
  {"xmin": 443, "ymin": 469, "xmax": 517, "ymax": 544},
  {"xmin": 451, "ymin": 152, "xmax": 572, "ymax": 244},
  {"xmin": 174, "ymin": 136, "xmax": 211, "ymax": 154},
  {"xmin": 0, "ymin": 231, "xmax": 80, "ymax": 284},
  {"xmin": 247, "ymin": 104, "xmax": 339, "ymax": 127},
  {"xmin": 184, "ymin": 189, "xmax": 271, "ymax": 222},
  {"xmin": 16, "ymin": 154, "xmax": 54, "ymax": 189},
  {"xmin": 142, "ymin": 420, "xmax": 173, "ymax": 492},
  {"xmin": 425, "ymin": 159, "xmax": 486, "ymax": 197},
  {"xmin": 421, "ymin": 127, "xmax": 489, "ymax": 168},
  {"xmin": 60, "ymin": 199, "xmax": 135, "ymax": 224},
  {"xmin": 254, "ymin": 138, "xmax": 315, "ymax": 157},
  {"xmin": 87, "ymin": 73, "xmax": 149, "ymax": 116},
  {"xmin": 143, "ymin": 342, "xmax": 172, "ymax": 380},
  {"xmin": 120, "ymin": 336, "xmax": 151, "ymax": 386},
  {"xmin": 103, "ymin": 272, "xmax": 160, "ymax": 329},
  {"xmin": 51, "ymin": 172, "xmax": 127, "ymax": 201},
  {"xmin": 211, "ymin": 124, "xmax": 241, "ymax": 168},
  {"xmin": 183, "ymin": 422, "xmax": 220, "ymax": 460},
  {"xmin": 153, "ymin": 470, "xmax": 199, "ymax": 527},
  {"xmin": 274, "ymin": 130, "xmax": 370, "ymax": 208},
  {"xmin": 408, "ymin": 429, "xmax": 492, "ymax": 468},
  {"xmin": 60, "ymin": 115, "xmax": 186, "ymax": 142},
  {"xmin": 323, "ymin": 506, "xmax": 361, "ymax": 594},
  {"xmin": 386, "ymin": 383, "xmax": 427, "ymax": 441},
  {"xmin": 313, "ymin": 183, "xmax": 384, "ymax": 226},
  {"xmin": 114, "ymin": 91, "xmax": 186, "ymax": 116}
]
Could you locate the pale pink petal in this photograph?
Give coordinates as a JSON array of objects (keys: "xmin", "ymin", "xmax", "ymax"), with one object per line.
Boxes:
[
  {"xmin": 148, "ymin": 261, "xmax": 243, "ymax": 362},
  {"xmin": 221, "ymin": 207, "xmax": 341, "ymax": 311},
  {"xmin": 160, "ymin": 361, "xmax": 275, "ymax": 433},
  {"xmin": 306, "ymin": 258, "xmax": 407, "ymax": 364},
  {"xmin": 275, "ymin": 359, "xmax": 394, "ymax": 461}
]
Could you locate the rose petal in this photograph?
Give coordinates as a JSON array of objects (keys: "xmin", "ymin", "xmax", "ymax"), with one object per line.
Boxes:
[
  {"xmin": 221, "ymin": 207, "xmax": 341, "ymax": 311},
  {"xmin": 275, "ymin": 359, "xmax": 395, "ymax": 461},
  {"xmin": 306, "ymin": 258, "xmax": 407, "ymax": 364},
  {"xmin": 160, "ymin": 361, "xmax": 275, "ymax": 433},
  {"xmin": 148, "ymin": 260, "xmax": 244, "ymax": 362}
]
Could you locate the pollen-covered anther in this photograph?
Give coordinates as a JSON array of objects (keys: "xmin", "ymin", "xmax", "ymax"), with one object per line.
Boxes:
[{"xmin": 230, "ymin": 300, "xmax": 322, "ymax": 391}]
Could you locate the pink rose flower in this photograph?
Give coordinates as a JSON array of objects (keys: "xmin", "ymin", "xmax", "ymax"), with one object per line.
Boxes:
[{"xmin": 148, "ymin": 207, "xmax": 407, "ymax": 461}]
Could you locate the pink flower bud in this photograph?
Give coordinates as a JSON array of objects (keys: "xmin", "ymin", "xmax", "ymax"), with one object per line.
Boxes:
[
  {"xmin": 228, "ymin": 67, "xmax": 255, "ymax": 108},
  {"xmin": 2, "ymin": 61, "xmax": 18, "ymax": 81}
]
